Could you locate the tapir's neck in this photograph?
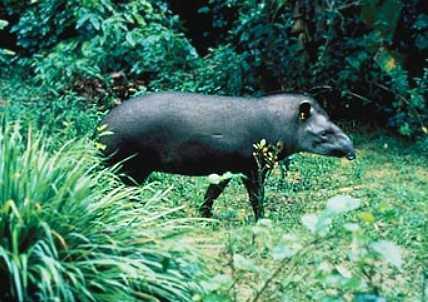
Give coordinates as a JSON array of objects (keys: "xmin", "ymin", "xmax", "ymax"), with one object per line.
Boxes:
[{"xmin": 262, "ymin": 98, "xmax": 300, "ymax": 159}]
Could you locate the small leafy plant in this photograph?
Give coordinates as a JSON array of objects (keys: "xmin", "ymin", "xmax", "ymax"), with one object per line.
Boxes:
[{"xmin": 203, "ymin": 195, "xmax": 404, "ymax": 301}]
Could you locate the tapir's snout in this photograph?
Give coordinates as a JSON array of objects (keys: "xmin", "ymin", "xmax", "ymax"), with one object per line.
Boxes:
[
  {"xmin": 342, "ymin": 135, "xmax": 356, "ymax": 160},
  {"xmin": 326, "ymin": 132, "xmax": 356, "ymax": 160},
  {"xmin": 346, "ymin": 150, "xmax": 356, "ymax": 160}
]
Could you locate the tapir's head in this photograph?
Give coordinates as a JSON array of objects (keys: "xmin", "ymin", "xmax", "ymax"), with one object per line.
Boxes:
[{"xmin": 295, "ymin": 98, "xmax": 356, "ymax": 160}]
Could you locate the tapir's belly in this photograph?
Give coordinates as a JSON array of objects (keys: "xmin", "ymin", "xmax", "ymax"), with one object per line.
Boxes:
[
  {"xmin": 132, "ymin": 134, "xmax": 256, "ymax": 176},
  {"xmin": 156, "ymin": 150, "xmax": 254, "ymax": 176}
]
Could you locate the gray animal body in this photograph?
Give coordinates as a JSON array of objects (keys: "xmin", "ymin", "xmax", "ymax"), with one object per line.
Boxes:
[{"xmin": 101, "ymin": 92, "xmax": 355, "ymax": 219}]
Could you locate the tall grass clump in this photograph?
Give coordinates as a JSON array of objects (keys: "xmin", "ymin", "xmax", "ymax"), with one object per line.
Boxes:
[{"xmin": 0, "ymin": 123, "xmax": 205, "ymax": 302}]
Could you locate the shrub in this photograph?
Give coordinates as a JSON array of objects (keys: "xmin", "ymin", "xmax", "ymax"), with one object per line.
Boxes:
[
  {"xmin": 1, "ymin": 0, "xmax": 427, "ymax": 136},
  {"xmin": 0, "ymin": 75, "xmax": 100, "ymax": 143},
  {"xmin": 205, "ymin": 0, "xmax": 428, "ymax": 136},
  {"xmin": 0, "ymin": 122, "xmax": 206, "ymax": 301},
  {"xmin": 149, "ymin": 45, "xmax": 249, "ymax": 95},
  {"xmin": 2, "ymin": 0, "xmax": 198, "ymax": 106}
]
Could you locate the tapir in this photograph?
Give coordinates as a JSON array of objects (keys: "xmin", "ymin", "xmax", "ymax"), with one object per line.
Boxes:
[{"xmin": 100, "ymin": 92, "xmax": 356, "ymax": 220}]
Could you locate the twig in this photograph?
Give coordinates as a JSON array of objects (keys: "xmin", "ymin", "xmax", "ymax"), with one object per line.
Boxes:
[
  {"xmin": 337, "ymin": 1, "xmax": 362, "ymax": 11},
  {"xmin": 344, "ymin": 90, "xmax": 375, "ymax": 104},
  {"xmin": 309, "ymin": 85, "xmax": 334, "ymax": 92},
  {"xmin": 249, "ymin": 237, "xmax": 323, "ymax": 302},
  {"xmin": 226, "ymin": 234, "xmax": 238, "ymax": 302}
]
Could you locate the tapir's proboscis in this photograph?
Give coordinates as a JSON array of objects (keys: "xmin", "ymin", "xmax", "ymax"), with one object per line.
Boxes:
[{"xmin": 101, "ymin": 92, "xmax": 356, "ymax": 220}]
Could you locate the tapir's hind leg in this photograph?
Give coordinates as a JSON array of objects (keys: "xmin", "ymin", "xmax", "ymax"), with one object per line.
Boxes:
[
  {"xmin": 200, "ymin": 179, "xmax": 231, "ymax": 218},
  {"xmin": 117, "ymin": 157, "xmax": 153, "ymax": 186}
]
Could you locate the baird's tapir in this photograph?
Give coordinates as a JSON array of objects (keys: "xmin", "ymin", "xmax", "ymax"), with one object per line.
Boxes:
[{"xmin": 100, "ymin": 92, "xmax": 356, "ymax": 220}]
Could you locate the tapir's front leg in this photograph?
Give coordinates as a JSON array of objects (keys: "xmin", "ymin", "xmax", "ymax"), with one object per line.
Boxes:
[
  {"xmin": 243, "ymin": 171, "xmax": 266, "ymax": 220},
  {"xmin": 200, "ymin": 179, "xmax": 231, "ymax": 218}
]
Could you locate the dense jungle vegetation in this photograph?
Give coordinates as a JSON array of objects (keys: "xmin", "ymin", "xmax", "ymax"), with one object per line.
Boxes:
[{"xmin": 0, "ymin": 0, "xmax": 427, "ymax": 301}]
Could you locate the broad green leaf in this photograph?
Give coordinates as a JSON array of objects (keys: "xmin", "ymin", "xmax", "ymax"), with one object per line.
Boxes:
[
  {"xmin": 361, "ymin": 0, "xmax": 381, "ymax": 27},
  {"xmin": 302, "ymin": 213, "xmax": 319, "ymax": 234},
  {"xmin": 0, "ymin": 20, "xmax": 8, "ymax": 30},
  {"xmin": 302, "ymin": 213, "xmax": 332, "ymax": 236},
  {"xmin": 415, "ymin": 33, "xmax": 428, "ymax": 50},
  {"xmin": 414, "ymin": 14, "xmax": 428, "ymax": 30},
  {"xmin": 399, "ymin": 123, "xmax": 412, "ymax": 136},
  {"xmin": 370, "ymin": 240, "xmax": 403, "ymax": 269},
  {"xmin": 197, "ymin": 6, "xmax": 210, "ymax": 14},
  {"xmin": 375, "ymin": 48, "xmax": 404, "ymax": 76},
  {"xmin": 76, "ymin": 14, "xmax": 91, "ymax": 29},
  {"xmin": 326, "ymin": 195, "xmax": 361, "ymax": 214},
  {"xmin": 344, "ymin": 223, "xmax": 360, "ymax": 232},
  {"xmin": 410, "ymin": 93, "xmax": 425, "ymax": 109},
  {"xmin": 202, "ymin": 274, "xmax": 233, "ymax": 291},
  {"xmin": 89, "ymin": 15, "xmax": 101, "ymax": 31},
  {"xmin": 359, "ymin": 211, "xmax": 375, "ymax": 223},
  {"xmin": 0, "ymin": 49, "xmax": 15, "ymax": 56},
  {"xmin": 126, "ymin": 32, "xmax": 136, "ymax": 47},
  {"xmin": 233, "ymin": 254, "xmax": 259, "ymax": 273},
  {"xmin": 272, "ymin": 243, "xmax": 294, "ymax": 261}
]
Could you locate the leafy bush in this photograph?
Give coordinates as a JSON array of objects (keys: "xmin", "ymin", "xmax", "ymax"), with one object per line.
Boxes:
[
  {"xmin": 150, "ymin": 45, "xmax": 249, "ymax": 95},
  {"xmin": 1, "ymin": 0, "xmax": 198, "ymax": 106},
  {"xmin": 0, "ymin": 122, "xmax": 205, "ymax": 301},
  {"xmin": 0, "ymin": 75, "xmax": 100, "ymax": 143},
  {"xmin": 1, "ymin": 0, "xmax": 427, "ymax": 136},
  {"xmin": 205, "ymin": 0, "xmax": 428, "ymax": 136}
]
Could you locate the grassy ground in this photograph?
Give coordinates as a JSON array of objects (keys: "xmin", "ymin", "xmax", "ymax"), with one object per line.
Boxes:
[{"xmin": 139, "ymin": 130, "xmax": 428, "ymax": 301}]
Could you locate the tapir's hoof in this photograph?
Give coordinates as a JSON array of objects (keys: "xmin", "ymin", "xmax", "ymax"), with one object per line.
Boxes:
[
  {"xmin": 254, "ymin": 211, "xmax": 265, "ymax": 222},
  {"xmin": 200, "ymin": 208, "xmax": 213, "ymax": 218}
]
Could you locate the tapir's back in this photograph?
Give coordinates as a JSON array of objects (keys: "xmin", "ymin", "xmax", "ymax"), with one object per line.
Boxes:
[{"xmin": 104, "ymin": 92, "xmax": 262, "ymax": 130}]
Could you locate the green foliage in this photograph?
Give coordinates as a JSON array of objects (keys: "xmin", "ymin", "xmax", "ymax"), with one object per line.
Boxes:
[
  {"xmin": 202, "ymin": 195, "xmax": 403, "ymax": 301},
  {"xmin": 189, "ymin": 45, "xmax": 249, "ymax": 95},
  {"xmin": 0, "ymin": 76, "xmax": 100, "ymax": 143},
  {"xmin": 1, "ymin": 0, "xmax": 426, "ymax": 135},
  {"xmin": 0, "ymin": 123, "xmax": 205, "ymax": 301},
  {"xmin": 2, "ymin": 0, "xmax": 197, "ymax": 105},
  {"xmin": 206, "ymin": 0, "xmax": 428, "ymax": 136}
]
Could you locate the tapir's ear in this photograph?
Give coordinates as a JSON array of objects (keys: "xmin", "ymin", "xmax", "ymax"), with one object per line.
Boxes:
[{"xmin": 298, "ymin": 101, "xmax": 311, "ymax": 121}]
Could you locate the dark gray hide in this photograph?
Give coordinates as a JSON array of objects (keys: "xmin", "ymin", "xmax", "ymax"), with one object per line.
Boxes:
[{"xmin": 101, "ymin": 92, "xmax": 355, "ymax": 220}]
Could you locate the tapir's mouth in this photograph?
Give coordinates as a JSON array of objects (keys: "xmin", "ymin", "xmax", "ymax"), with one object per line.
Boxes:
[{"xmin": 329, "ymin": 149, "xmax": 356, "ymax": 160}]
